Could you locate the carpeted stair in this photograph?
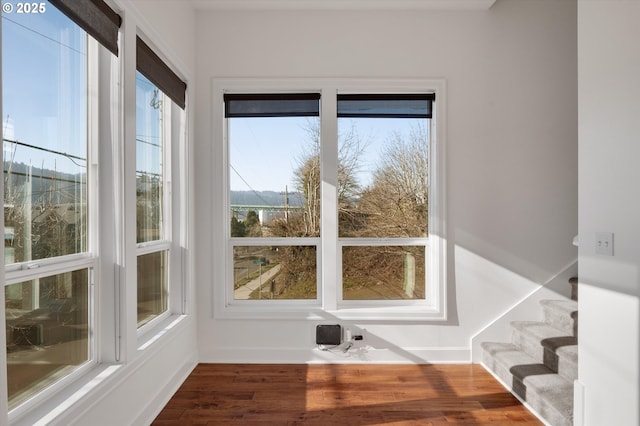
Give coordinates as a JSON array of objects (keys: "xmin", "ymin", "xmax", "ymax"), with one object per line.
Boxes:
[{"xmin": 481, "ymin": 279, "xmax": 578, "ymax": 426}]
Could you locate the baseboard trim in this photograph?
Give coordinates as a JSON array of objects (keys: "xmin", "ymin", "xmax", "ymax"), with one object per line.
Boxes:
[
  {"xmin": 134, "ymin": 361, "xmax": 197, "ymax": 425},
  {"xmin": 200, "ymin": 347, "xmax": 471, "ymax": 364}
]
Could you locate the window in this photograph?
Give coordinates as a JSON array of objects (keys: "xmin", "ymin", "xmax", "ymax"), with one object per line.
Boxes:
[
  {"xmin": 135, "ymin": 36, "xmax": 186, "ymax": 329},
  {"xmin": 216, "ymin": 80, "xmax": 446, "ymax": 320},
  {"xmin": 337, "ymin": 94, "xmax": 432, "ymax": 302},
  {"xmin": 135, "ymin": 71, "xmax": 169, "ymax": 327},
  {"xmin": 2, "ymin": 3, "xmax": 100, "ymax": 409},
  {"xmin": 226, "ymin": 94, "xmax": 320, "ymax": 302},
  {"xmin": 2, "ymin": 0, "xmax": 190, "ymax": 418}
]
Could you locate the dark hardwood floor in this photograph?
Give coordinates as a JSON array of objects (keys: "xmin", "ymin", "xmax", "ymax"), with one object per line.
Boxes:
[{"xmin": 152, "ymin": 364, "xmax": 542, "ymax": 425}]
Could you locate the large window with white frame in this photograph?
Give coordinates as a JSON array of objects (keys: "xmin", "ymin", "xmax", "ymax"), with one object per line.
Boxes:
[
  {"xmin": 2, "ymin": 0, "xmax": 190, "ymax": 416},
  {"xmin": 135, "ymin": 71, "xmax": 169, "ymax": 327},
  {"xmin": 135, "ymin": 35, "xmax": 186, "ymax": 329},
  {"xmin": 2, "ymin": 2, "xmax": 109, "ymax": 410},
  {"xmin": 337, "ymin": 94, "xmax": 432, "ymax": 303},
  {"xmin": 217, "ymin": 80, "xmax": 446, "ymax": 319},
  {"xmin": 225, "ymin": 94, "xmax": 320, "ymax": 302}
]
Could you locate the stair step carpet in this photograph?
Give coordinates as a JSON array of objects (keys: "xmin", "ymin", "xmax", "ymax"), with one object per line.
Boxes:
[
  {"xmin": 540, "ymin": 299, "xmax": 578, "ymax": 336},
  {"xmin": 482, "ymin": 342, "xmax": 574, "ymax": 426},
  {"xmin": 481, "ymin": 294, "xmax": 578, "ymax": 426}
]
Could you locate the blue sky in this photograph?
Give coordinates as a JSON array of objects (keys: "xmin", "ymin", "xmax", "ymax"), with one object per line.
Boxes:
[
  {"xmin": 2, "ymin": 2, "xmax": 87, "ymax": 174},
  {"xmin": 229, "ymin": 116, "xmax": 425, "ymax": 193},
  {"xmin": 3, "ymin": 2, "xmax": 163, "ymax": 176}
]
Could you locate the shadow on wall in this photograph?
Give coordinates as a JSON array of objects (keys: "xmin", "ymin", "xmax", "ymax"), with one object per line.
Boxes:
[{"xmin": 455, "ymin": 228, "xmax": 577, "ymax": 290}]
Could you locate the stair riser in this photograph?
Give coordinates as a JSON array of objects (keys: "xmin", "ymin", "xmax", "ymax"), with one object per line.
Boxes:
[
  {"xmin": 482, "ymin": 351, "xmax": 514, "ymax": 389},
  {"xmin": 512, "ymin": 330, "xmax": 577, "ymax": 380},
  {"xmin": 525, "ymin": 388, "xmax": 573, "ymax": 426},
  {"xmin": 543, "ymin": 306, "xmax": 577, "ymax": 336},
  {"xmin": 512, "ymin": 328, "xmax": 545, "ymax": 362},
  {"xmin": 558, "ymin": 355, "xmax": 578, "ymax": 382}
]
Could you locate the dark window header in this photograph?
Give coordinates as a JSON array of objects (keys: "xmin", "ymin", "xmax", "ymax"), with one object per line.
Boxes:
[
  {"xmin": 224, "ymin": 94, "xmax": 321, "ymax": 118},
  {"xmin": 337, "ymin": 94, "xmax": 434, "ymax": 119},
  {"xmin": 137, "ymin": 36, "xmax": 187, "ymax": 109},
  {"xmin": 49, "ymin": 0, "xmax": 121, "ymax": 56}
]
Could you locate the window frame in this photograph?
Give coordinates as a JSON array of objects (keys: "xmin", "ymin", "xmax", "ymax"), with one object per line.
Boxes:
[
  {"xmin": 134, "ymin": 56, "xmax": 176, "ymax": 334},
  {"xmin": 3, "ymin": 30, "xmax": 101, "ymax": 418},
  {"xmin": 213, "ymin": 78, "xmax": 447, "ymax": 321},
  {"xmin": 129, "ymin": 30, "xmax": 189, "ymax": 347},
  {"xmin": 1, "ymin": 3, "xmax": 192, "ymax": 422}
]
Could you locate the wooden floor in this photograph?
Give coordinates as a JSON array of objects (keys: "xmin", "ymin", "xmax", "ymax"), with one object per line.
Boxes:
[{"xmin": 152, "ymin": 364, "xmax": 542, "ymax": 425}]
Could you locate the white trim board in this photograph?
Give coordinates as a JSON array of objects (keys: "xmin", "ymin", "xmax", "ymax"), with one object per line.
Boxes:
[
  {"xmin": 190, "ymin": 0, "xmax": 496, "ymax": 11},
  {"xmin": 201, "ymin": 347, "xmax": 471, "ymax": 364}
]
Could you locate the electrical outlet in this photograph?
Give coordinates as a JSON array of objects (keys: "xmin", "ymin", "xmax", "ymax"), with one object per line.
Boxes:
[{"xmin": 595, "ymin": 232, "xmax": 614, "ymax": 256}]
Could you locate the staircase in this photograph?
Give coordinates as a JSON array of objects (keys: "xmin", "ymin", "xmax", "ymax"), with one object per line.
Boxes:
[{"xmin": 481, "ymin": 278, "xmax": 578, "ymax": 426}]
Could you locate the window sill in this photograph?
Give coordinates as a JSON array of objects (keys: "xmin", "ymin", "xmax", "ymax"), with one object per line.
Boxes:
[
  {"xmin": 137, "ymin": 314, "xmax": 190, "ymax": 351},
  {"xmin": 9, "ymin": 363, "xmax": 124, "ymax": 426}
]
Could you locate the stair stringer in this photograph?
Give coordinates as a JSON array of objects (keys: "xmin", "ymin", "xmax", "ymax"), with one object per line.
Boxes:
[{"xmin": 470, "ymin": 259, "xmax": 577, "ymax": 363}]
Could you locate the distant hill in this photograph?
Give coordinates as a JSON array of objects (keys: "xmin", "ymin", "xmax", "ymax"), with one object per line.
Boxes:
[
  {"xmin": 4, "ymin": 161, "xmax": 86, "ymax": 204},
  {"xmin": 230, "ymin": 190, "xmax": 305, "ymax": 207}
]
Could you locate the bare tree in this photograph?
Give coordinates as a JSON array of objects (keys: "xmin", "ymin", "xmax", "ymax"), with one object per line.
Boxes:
[
  {"xmin": 293, "ymin": 120, "xmax": 366, "ymax": 236},
  {"xmin": 356, "ymin": 124, "xmax": 428, "ymax": 238}
]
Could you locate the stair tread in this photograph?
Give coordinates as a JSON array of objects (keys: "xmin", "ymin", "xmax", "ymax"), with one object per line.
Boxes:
[
  {"xmin": 482, "ymin": 342, "xmax": 538, "ymax": 367},
  {"xmin": 540, "ymin": 299, "xmax": 578, "ymax": 314},
  {"xmin": 482, "ymin": 341, "xmax": 577, "ymax": 370},
  {"xmin": 511, "ymin": 320, "xmax": 572, "ymax": 339},
  {"xmin": 541, "ymin": 335, "xmax": 577, "ymax": 351},
  {"xmin": 556, "ymin": 344, "xmax": 578, "ymax": 362},
  {"xmin": 523, "ymin": 373, "xmax": 574, "ymax": 419}
]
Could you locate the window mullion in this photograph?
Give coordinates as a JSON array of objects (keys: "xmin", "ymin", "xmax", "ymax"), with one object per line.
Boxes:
[{"xmin": 320, "ymin": 88, "xmax": 338, "ymax": 311}]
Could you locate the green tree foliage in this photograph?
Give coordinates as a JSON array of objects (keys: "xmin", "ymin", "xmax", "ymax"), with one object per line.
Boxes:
[
  {"xmin": 230, "ymin": 216, "xmax": 245, "ymax": 237},
  {"xmin": 244, "ymin": 210, "xmax": 262, "ymax": 237}
]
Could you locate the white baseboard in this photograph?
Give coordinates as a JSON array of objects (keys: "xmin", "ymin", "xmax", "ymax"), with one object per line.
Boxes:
[
  {"xmin": 134, "ymin": 361, "xmax": 197, "ymax": 425},
  {"xmin": 200, "ymin": 346, "xmax": 471, "ymax": 364}
]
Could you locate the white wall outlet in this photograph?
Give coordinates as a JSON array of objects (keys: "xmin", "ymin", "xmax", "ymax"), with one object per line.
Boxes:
[{"xmin": 595, "ymin": 232, "xmax": 614, "ymax": 256}]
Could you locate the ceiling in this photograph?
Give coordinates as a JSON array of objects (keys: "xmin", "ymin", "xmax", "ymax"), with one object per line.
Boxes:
[{"xmin": 188, "ymin": 0, "xmax": 497, "ymax": 11}]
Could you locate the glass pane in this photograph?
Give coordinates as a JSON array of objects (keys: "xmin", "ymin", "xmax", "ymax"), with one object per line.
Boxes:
[
  {"xmin": 233, "ymin": 246, "xmax": 316, "ymax": 300},
  {"xmin": 5, "ymin": 269, "xmax": 90, "ymax": 409},
  {"xmin": 229, "ymin": 116, "xmax": 321, "ymax": 238},
  {"xmin": 3, "ymin": 5, "xmax": 88, "ymax": 264},
  {"xmin": 136, "ymin": 72, "xmax": 164, "ymax": 244},
  {"xmin": 337, "ymin": 117, "xmax": 429, "ymax": 238},
  {"xmin": 342, "ymin": 246, "xmax": 425, "ymax": 300},
  {"xmin": 137, "ymin": 250, "xmax": 167, "ymax": 327}
]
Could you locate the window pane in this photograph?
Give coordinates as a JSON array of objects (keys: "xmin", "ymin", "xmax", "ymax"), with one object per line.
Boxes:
[
  {"xmin": 3, "ymin": 5, "xmax": 88, "ymax": 264},
  {"xmin": 136, "ymin": 72, "xmax": 164, "ymax": 244},
  {"xmin": 5, "ymin": 269, "xmax": 90, "ymax": 409},
  {"xmin": 338, "ymin": 117, "xmax": 429, "ymax": 238},
  {"xmin": 342, "ymin": 246, "xmax": 425, "ymax": 300},
  {"xmin": 233, "ymin": 246, "xmax": 316, "ymax": 300},
  {"xmin": 229, "ymin": 116, "xmax": 321, "ymax": 238},
  {"xmin": 137, "ymin": 250, "xmax": 167, "ymax": 327}
]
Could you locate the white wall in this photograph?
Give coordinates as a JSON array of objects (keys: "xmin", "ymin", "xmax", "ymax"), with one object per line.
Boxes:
[
  {"xmin": 130, "ymin": 0, "xmax": 196, "ymax": 76},
  {"xmin": 577, "ymin": 1, "xmax": 640, "ymax": 425},
  {"xmin": 194, "ymin": 0, "xmax": 578, "ymax": 363}
]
